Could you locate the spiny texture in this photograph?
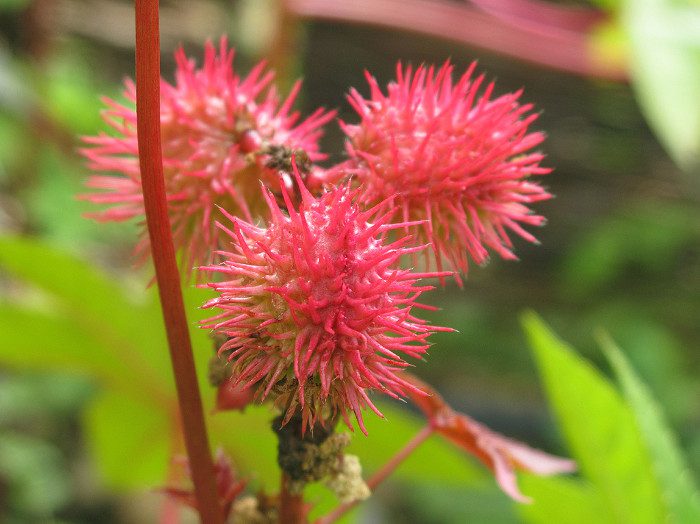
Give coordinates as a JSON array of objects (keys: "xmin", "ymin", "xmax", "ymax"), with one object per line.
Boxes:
[
  {"xmin": 80, "ymin": 38, "xmax": 333, "ymax": 275},
  {"xmin": 339, "ymin": 61, "xmax": 551, "ymax": 283},
  {"xmin": 200, "ymin": 174, "xmax": 450, "ymax": 434}
]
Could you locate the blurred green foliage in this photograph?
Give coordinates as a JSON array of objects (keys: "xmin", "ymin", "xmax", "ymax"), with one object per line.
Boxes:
[
  {"xmin": 524, "ymin": 312, "xmax": 665, "ymax": 524},
  {"xmin": 559, "ymin": 203, "xmax": 698, "ymax": 299},
  {"xmin": 600, "ymin": 333, "xmax": 700, "ymax": 523},
  {"xmin": 520, "ymin": 313, "xmax": 700, "ymax": 524},
  {"xmin": 623, "ymin": 0, "xmax": 700, "ymax": 172}
]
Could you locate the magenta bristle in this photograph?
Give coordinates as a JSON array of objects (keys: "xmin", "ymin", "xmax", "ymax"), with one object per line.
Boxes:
[
  {"xmin": 80, "ymin": 38, "xmax": 333, "ymax": 281},
  {"xmin": 200, "ymin": 182, "xmax": 448, "ymax": 433},
  {"xmin": 339, "ymin": 59, "xmax": 550, "ymax": 282}
]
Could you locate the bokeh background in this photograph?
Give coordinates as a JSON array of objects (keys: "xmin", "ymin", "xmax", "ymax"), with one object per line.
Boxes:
[{"xmin": 1, "ymin": 0, "xmax": 699, "ymax": 522}]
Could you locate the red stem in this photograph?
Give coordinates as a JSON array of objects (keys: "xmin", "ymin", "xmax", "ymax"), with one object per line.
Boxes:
[
  {"xmin": 315, "ymin": 425, "xmax": 435, "ymax": 524},
  {"xmin": 284, "ymin": 0, "xmax": 626, "ymax": 81},
  {"xmin": 134, "ymin": 2, "xmax": 223, "ymax": 522},
  {"xmin": 279, "ymin": 473, "xmax": 307, "ymax": 524}
]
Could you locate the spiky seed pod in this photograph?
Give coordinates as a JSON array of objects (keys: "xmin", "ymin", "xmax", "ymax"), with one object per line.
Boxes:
[
  {"xmin": 200, "ymin": 169, "xmax": 451, "ymax": 434},
  {"xmin": 338, "ymin": 61, "xmax": 551, "ymax": 284},
  {"xmin": 80, "ymin": 38, "xmax": 334, "ymax": 276}
]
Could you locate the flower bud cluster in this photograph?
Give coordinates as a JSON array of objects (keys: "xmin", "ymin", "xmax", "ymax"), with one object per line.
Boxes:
[{"xmin": 82, "ymin": 41, "xmax": 550, "ymax": 435}]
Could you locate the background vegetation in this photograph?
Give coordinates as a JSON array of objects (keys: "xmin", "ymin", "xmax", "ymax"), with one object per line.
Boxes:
[{"xmin": 0, "ymin": 0, "xmax": 698, "ymax": 522}]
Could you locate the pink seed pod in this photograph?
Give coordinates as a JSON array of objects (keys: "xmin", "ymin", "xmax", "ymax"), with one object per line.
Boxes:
[
  {"xmin": 80, "ymin": 37, "xmax": 334, "ymax": 277},
  {"xmin": 337, "ymin": 60, "xmax": 551, "ymax": 284},
  {"xmin": 200, "ymin": 166, "xmax": 452, "ymax": 434}
]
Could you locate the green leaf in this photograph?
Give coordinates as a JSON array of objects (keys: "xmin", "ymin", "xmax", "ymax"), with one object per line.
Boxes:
[
  {"xmin": 624, "ymin": 0, "xmax": 700, "ymax": 172},
  {"xmin": 403, "ymin": 484, "xmax": 518, "ymax": 524},
  {"xmin": 26, "ymin": 147, "xmax": 132, "ymax": 247},
  {"xmin": 0, "ymin": 304, "xmax": 137, "ymax": 393},
  {"xmin": 0, "ymin": 236, "xmax": 172, "ymax": 393},
  {"xmin": 39, "ymin": 46, "xmax": 111, "ymax": 136},
  {"xmin": 599, "ymin": 333, "xmax": 700, "ymax": 523},
  {"xmin": 0, "ymin": 235, "xmax": 151, "ymax": 340},
  {"xmin": 0, "ymin": 114, "xmax": 32, "ymax": 181},
  {"xmin": 518, "ymin": 475, "xmax": 612, "ymax": 524},
  {"xmin": 560, "ymin": 204, "xmax": 696, "ymax": 298},
  {"xmin": 588, "ymin": 0, "xmax": 622, "ymax": 12},
  {"xmin": 0, "ymin": 369, "xmax": 94, "ymax": 427},
  {"xmin": 183, "ymin": 284, "xmax": 221, "ymax": 400},
  {"xmin": 83, "ymin": 391, "xmax": 171, "ymax": 489},
  {"xmin": 521, "ymin": 311, "xmax": 665, "ymax": 524},
  {"xmin": 208, "ymin": 406, "xmax": 279, "ymax": 489},
  {"xmin": 0, "ymin": 0, "xmax": 32, "ymax": 12},
  {"xmin": 0, "ymin": 432, "xmax": 71, "ymax": 517},
  {"xmin": 305, "ymin": 481, "xmax": 360, "ymax": 523}
]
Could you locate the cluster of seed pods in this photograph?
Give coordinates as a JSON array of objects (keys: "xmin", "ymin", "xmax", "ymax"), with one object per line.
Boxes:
[{"xmin": 81, "ymin": 39, "xmax": 564, "ymax": 502}]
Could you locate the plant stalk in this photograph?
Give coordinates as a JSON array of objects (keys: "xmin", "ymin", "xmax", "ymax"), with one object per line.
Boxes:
[
  {"xmin": 134, "ymin": 1, "xmax": 223, "ymax": 522},
  {"xmin": 279, "ymin": 472, "xmax": 307, "ymax": 524}
]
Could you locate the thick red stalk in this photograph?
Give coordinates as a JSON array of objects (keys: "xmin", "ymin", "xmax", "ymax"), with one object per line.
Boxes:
[
  {"xmin": 134, "ymin": 2, "xmax": 223, "ymax": 522},
  {"xmin": 280, "ymin": 473, "xmax": 307, "ymax": 524},
  {"xmin": 284, "ymin": 0, "xmax": 626, "ymax": 81},
  {"xmin": 316, "ymin": 425, "xmax": 435, "ymax": 524}
]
